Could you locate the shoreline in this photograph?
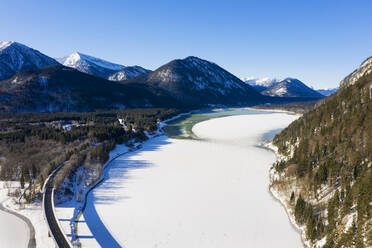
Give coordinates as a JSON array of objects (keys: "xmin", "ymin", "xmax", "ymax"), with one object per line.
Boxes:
[
  {"xmin": 73, "ymin": 111, "xmax": 192, "ymax": 246},
  {"xmin": 246, "ymin": 106, "xmax": 303, "ymax": 117},
  {"xmin": 80, "ymin": 109, "xmax": 302, "ymax": 247},
  {"xmin": 261, "ymin": 140, "xmax": 308, "ymax": 248}
]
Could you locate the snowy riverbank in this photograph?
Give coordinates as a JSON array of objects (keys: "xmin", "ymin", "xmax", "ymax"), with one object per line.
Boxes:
[
  {"xmin": 264, "ymin": 140, "xmax": 327, "ymax": 248},
  {"xmin": 54, "ymin": 111, "xmax": 192, "ymax": 247},
  {"xmin": 264, "ymin": 141, "xmax": 309, "ymax": 246},
  {"xmin": 82, "ymin": 111, "xmax": 301, "ymax": 247}
]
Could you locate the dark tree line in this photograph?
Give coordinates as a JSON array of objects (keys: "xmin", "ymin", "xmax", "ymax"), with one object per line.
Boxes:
[{"xmin": 0, "ymin": 108, "xmax": 181, "ymax": 200}]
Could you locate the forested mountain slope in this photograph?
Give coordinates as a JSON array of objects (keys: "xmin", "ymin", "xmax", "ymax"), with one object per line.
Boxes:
[
  {"xmin": 271, "ymin": 62, "xmax": 372, "ymax": 247},
  {"xmin": 0, "ymin": 66, "xmax": 183, "ymax": 112},
  {"xmin": 123, "ymin": 56, "xmax": 265, "ymax": 106}
]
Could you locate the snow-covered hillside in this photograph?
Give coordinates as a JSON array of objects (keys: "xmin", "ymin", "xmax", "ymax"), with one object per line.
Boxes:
[
  {"xmin": 126, "ymin": 56, "xmax": 264, "ymax": 105},
  {"xmin": 243, "ymin": 76, "xmax": 324, "ymax": 98},
  {"xmin": 242, "ymin": 77, "xmax": 280, "ymax": 92},
  {"xmin": 243, "ymin": 77, "xmax": 280, "ymax": 87},
  {"xmin": 261, "ymin": 78, "xmax": 324, "ymax": 98},
  {"xmin": 340, "ymin": 56, "xmax": 372, "ymax": 89},
  {"xmin": 0, "ymin": 41, "xmax": 60, "ymax": 81},
  {"xmin": 108, "ymin": 65, "xmax": 151, "ymax": 81},
  {"xmin": 57, "ymin": 52, "xmax": 125, "ymax": 79}
]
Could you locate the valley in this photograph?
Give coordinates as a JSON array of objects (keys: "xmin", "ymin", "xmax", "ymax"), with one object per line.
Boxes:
[
  {"xmin": 0, "ymin": 31, "xmax": 370, "ymax": 248},
  {"xmin": 76, "ymin": 109, "xmax": 301, "ymax": 247}
]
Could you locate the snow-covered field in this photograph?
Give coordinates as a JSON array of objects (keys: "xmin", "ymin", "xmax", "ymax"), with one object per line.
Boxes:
[
  {"xmin": 0, "ymin": 181, "xmax": 55, "ymax": 248},
  {"xmin": 82, "ymin": 112, "xmax": 302, "ymax": 247},
  {"xmin": 0, "ymin": 182, "xmax": 29, "ymax": 248},
  {"xmin": 0, "ymin": 210, "xmax": 28, "ymax": 248}
]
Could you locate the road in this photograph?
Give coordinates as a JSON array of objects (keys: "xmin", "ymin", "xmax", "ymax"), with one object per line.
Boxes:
[{"xmin": 42, "ymin": 166, "xmax": 72, "ymax": 248}]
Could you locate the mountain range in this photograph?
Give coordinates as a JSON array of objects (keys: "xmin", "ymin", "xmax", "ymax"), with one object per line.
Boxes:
[
  {"xmin": 56, "ymin": 52, "xmax": 151, "ymax": 80},
  {"xmin": 244, "ymin": 77, "xmax": 329, "ymax": 98},
  {"xmin": 0, "ymin": 65, "xmax": 182, "ymax": 112},
  {"xmin": 261, "ymin": 78, "xmax": 324, "ymax": 98},
  {"xmin": 0, "ymin": 41, "xmax": 323, "ymax": 112},
  {"xmin": 123, "ymin": 56, "xmax": 265, "ymax": 106}
]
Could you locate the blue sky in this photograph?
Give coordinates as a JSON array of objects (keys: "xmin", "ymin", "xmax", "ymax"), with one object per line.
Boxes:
[{"xmin": 1, "ymin": 0, "xmax": 372, "ymax": 88}]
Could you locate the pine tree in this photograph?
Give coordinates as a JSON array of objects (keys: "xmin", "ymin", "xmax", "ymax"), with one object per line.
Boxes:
[
  {"xmin": 306, "ymin": 215, "xmax": 317, "ymax": 241},
  {"xmin": 295, "ymin": 194, "xmax": 306, "ymax": 224}
]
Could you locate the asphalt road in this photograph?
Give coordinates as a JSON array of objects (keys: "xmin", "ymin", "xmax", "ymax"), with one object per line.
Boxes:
[{"xmin": 42, "ymin": 167, "xmax": 72, "ymax": 248}]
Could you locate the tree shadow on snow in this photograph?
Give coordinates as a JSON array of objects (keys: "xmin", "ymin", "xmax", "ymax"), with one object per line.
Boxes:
[{"xmin": 82, "ymin": 135, "xmax": 171, "ymax": 248}]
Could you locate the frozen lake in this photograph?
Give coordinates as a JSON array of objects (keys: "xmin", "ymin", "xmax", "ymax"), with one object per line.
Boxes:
[{"xmin": 82, "ymin": 109, "xmax": 302, "ymax": 247}]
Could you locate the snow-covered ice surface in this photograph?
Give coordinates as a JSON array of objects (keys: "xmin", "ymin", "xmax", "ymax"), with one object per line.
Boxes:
[
  {"xmin": 0, "ymin": 182, "xmax": 29, "ymax": 248},
  {"xmin": 0, "ymin": 180, "xmax": 55, "ymax": 248},
  {"xmin": 83, "ymin": 112, "xmax": 301, "ymax": 247}
]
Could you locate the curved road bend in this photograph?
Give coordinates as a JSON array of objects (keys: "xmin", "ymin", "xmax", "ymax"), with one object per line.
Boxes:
[{"xmin": 43, "ymin": 166, "xmax": 72, "ymax": 248}]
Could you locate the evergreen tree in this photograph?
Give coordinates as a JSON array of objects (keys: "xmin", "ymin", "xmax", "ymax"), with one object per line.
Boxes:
[{"xmin": 295, "ymin": 194, "xmax": 306, "ymax": 224}]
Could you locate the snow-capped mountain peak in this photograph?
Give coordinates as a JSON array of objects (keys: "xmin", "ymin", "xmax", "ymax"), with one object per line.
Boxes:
[
  {"xmin": 0, "ymin": 41, "xmax": 60, "ymax": 81},
  {"xmin": 61, "ymin": 52, "xmax": 81, "ymax": 67},
  {"xmin": 58, "ymin": 52, "xmax": 125, "ymax": 71},
  {"xmin": 0, "ymin": 41, "xmax": 15, "ymax": 51},
  {"xmin": 261, "ymin": 78, "xmax": 323, "ymax": 98},
  {"xmin": 242, "ymin": 77, "xmax": 280, "ymax": 92},
  {"xmin": 243, "ymin": 77, "xmax": 280, "ymax": 87},
  {"xmin": 57, "ymin": 52, "xmax": 125, "ymax": 79}
]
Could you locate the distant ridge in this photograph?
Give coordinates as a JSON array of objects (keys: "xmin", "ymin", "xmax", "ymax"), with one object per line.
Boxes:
[
  {"xmin": 0, "ymin": 41, "xmax": 325, "ymax": 112},
  {"xmin": 261, "ymin": 78, "xmax": 324, "ymax": 98},
  {"xmin": 0, "ymin": 66, "xmax": 183, "ymax": 112}
]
